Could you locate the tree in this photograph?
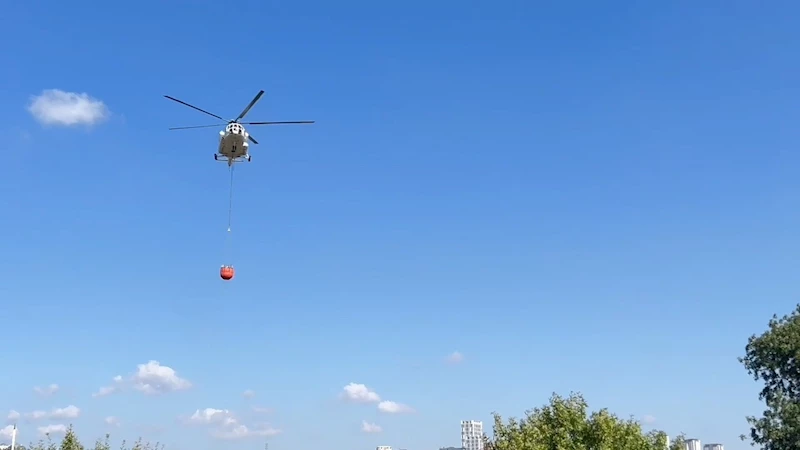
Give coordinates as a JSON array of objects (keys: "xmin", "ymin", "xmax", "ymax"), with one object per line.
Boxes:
[
  {"xmin": 739, "ymin": 304, "xmax": 800, "ymax": 449},
  {"xmin": 483, "ymin": 392, "xmax": 685, "ymax": 450},
  {"xmin": 60, "ymin": 426, "xmax": 84, "ymax": 450},
  {"xmin": 668, "ymin": 433, "xmax": 686, "ymax": 450}
]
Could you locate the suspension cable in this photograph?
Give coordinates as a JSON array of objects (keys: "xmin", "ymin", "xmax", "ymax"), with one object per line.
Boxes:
[
  {"xmin": 228, "ymin": 163, "xmax": 235, "ymax": 232},
  {"xmin": 224, "ymin": 163, "xmax": 235, "ymax": 265}
]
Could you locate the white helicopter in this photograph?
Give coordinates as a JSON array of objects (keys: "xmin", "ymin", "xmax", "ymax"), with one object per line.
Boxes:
[{"xmin": 164, "ymin": 90, "xmax": 314, "ymax": 166}]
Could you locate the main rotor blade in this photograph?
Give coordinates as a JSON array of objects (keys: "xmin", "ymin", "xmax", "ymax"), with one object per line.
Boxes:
[
  {"xmin": 168, "ymin": 124, "xmax": 226, "ymax": 130},
  {"xmin": 243, "ymin": 121, "xmax": 316, "ymax": 125},
  {"xmin": 236, "ymin": 90, "xmax": 265, "ymax": 121},
  {"xmin": 248, "ymin": 134, "xmax": 259, "ymax": 145},
  {"xmin": 164, "ymin": 95, "xmax": 227, "ymax": 121}
]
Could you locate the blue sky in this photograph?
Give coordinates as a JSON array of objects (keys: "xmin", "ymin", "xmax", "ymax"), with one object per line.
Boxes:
[{"xmin": 1, "ymin": 1, "xmax": 799, "ymax": 449}]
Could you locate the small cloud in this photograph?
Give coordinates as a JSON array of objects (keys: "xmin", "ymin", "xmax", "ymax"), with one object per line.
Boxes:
[
  {"xmin": 182, "ymin": 408, "xmax": 235, "ymax": 426},
  {"xmin": 33, "ymin": 384, "xmax": 59, "ymax": 396},
  {"xmin": 641, "ymin": 415, "xmax": 656, "ymax": 425},
  {"xmin": 252, "ymin": 406, "xmax": 273, "ymax": 414},
  {"xmin": 377, "ymin": 401, "xmax": 414, "ymax": 414},
  {"xmin": 210, "ymin": 424, "xmax": 281, "ymax": 440},
  {"xmin": 446, "ymin": 351, "xmax": 464, "ymax": 364},
  {"xmin": 104, "ymin": 416, "xmax": 120, "ymax": 427},
  {"xmin": 185, "ymin": 410, "xmax": 278, "ymax": 440},
  {"xmin": 0, "ymin": 425, "xmax": 15, "ymax": 440},
  {"xmin": 132, "ymin": 361, "xmax": 191, "ymax": 394},
  {"xmin": 340, "ymin": 383, "xmax": 381, "ymax": 404},
  {"xmin": 6, "ymin": 411, "xmax": 19, "ymax": 423},
  {"xmin": 24, "ymin": 410, "xmax": 47, "ymax": 421},
  {"xmin": 37, "ymin": 424, "xmax": 67, "ymax": 436},
  {"xmin": 27, "ymin": 89, "xmax": 110, "ymax": 127},
  {"xmin": 93, "ymin": 361, "xmax": 191, "ymax": 397},
  {"xmin": 23, "ymin": 406, "xmax": 80, "ymax": 421},
  {"xmin": 92, "ymin": 386, "xmax": 119, "ymax": 398},
  {"xmin": 49, "ymin": 406, "xmax": 80, "ymax": 420},
  {"xmin": 361, "ymin": 421, "xmax": 382, "ymax": 433},
  {"xmin": 92, "ymin": 375, "xmax": 125, "ymax": 397},
  {"xmin": 242, "ymin": 389, "xmax": 256, "ymax": 399}
]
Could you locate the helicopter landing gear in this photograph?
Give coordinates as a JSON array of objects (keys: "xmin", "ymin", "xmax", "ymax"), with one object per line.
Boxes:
[
  {"xmin": 246, "ymin": 155, "xmax": 251, "ymax": 162},
  {"xmin": 214, "ymin": 154, "xmax": 218, "ymax": 161}
]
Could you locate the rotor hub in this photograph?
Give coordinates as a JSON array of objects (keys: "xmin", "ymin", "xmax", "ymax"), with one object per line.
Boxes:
[{"xmin": 226, "ymin": 123, "xmax": 244, "ymax": 135}]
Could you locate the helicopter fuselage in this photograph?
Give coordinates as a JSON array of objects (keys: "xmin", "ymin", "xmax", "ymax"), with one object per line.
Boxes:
[{"xmin": 215, "ymin": 123, "xmax": 251, "ymax": 166}]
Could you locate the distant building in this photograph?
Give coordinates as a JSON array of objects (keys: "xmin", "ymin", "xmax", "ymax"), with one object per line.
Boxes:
[
  {"xmin": 461, "ymin": 420, "xmax": 484, "ymax": 450},
  {"xmin": 703, "ymin": 444, "xmax": 723, "ymax": 450},
  {"xmin": 440, "ymin": 447, "xmax": 465, "ymax": 450},
  {"xmin": 376, "ymin": 446, "xmax": 392, "ymax": 450},
  {"xmin": 686, "ymin": 439, "xmax": 701, "ymax": 450}
]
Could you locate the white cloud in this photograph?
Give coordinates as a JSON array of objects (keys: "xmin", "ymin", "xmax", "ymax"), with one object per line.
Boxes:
[
  {"xmin": 22, "ymin": 406, "xmax": 80, "ymax": 422},
  {"xmin": 27, "ymin": 89, "xmax": 110, "ymax": 127},
  {"xmin": 184, "ymin": 408, "xmax": 235, "ymax": 426},
  {"xmin": 341, "ymin": 383, "xmax": 381, "ymax": 403},
  {"xmin": 93, "ymin": 375, "xmax": 124, "ymax": 398},
  {"xmin": 184, "ymin": 409, "xmax": 281, "ymax": 440},
  {"xmin": 0, "ymin": 425, "xmax": 14, "ymax": 440},
  {"xmin": 37, "ymin": 424, "xmax": 66, "ymax": 436},
  {"xmin": 24, "ymin": 410, "xmax": 47, "ymax": 421},
  {"xmin": 132, "ymin": 361, "xmax": 192, "ymax": 394},
  {"xmin": 377, "ymin": 401, "xmax": 414, "ymax": 414},
  {"xmin": 104, "ymin": 416, "xmax": 120, "ymax": 427},
  {"xmin": 252, "ymin": 406, "xmax": 273, "ymax": 414},
  {"xmin": 49, "ymin": 406, "xmax": 80, "ymax": 420},
  {"xmin": 446, "ymin": 351, "xmax": 464, "ymax": 364},
  {"xmin": 210, "ymin": 424, "xmax": 281, "ymax": 440},
  {"xmin": 92, "ymin": 386, "xmax": 118, "ymax": 398},
  {"xmin": 361, "ymin": 421, "xmax": 382, "ymax": 433},
  {"xmin": 242, "ymin": 389, "xmax": 256, "ymax": 399},
  {"xmin": 6, "ymin": 411, "xmax": 19, "ymax": 423},
  {"xmin": 33, "ymin": 384, "xmax": 60, "ymax": 397},
  {"xmin": 93, "ymin": 361, "xmax": 191, "ymax": 397},
  {"xmin": 641, "ymin": 414, "xmax": 656, "ymax": 425}
]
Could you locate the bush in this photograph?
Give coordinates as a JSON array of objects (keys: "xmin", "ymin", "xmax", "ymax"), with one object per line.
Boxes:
[{"xmin": 23, "ymin": 426, "xmax": 162, "ymax": 450}]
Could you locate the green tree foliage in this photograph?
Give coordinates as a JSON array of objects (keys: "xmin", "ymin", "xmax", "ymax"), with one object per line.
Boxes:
[
  {"xmin": 739, "ymin": 304, "xmax": 800, "ymax": 449},
  {"xmin": 483, "ymin": 392, "xmax": 684, "ymax": 450},
  {"xmin": 667, "ymin": 433, "xmax": 687, "ymax": 450},
  {"xmin": 60, "ymin": 426, "xmax": 84, "ymax": 450}
]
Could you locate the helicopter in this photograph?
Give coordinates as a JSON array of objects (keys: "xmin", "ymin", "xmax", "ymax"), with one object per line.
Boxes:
[{"xmin": 164, "ymin": 90, "xmax": 315, "ymax": 166}]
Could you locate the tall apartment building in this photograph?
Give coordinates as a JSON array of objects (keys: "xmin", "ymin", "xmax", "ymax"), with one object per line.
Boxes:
[
  {"xmin": 461, "ymin": 420, "xmax": 484, "ymax": 450},
  {"xmin": 703, "ymin": 444, "xmax": 723, "ymax": 450},
  {"xmin": 685, "ymin": 439, "xmax": 701, "ymax": 450}
]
